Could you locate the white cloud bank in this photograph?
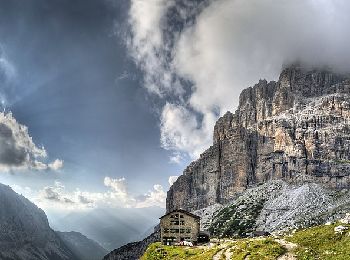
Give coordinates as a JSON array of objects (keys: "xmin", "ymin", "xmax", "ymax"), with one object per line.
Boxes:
[
  {"xmin": 0, "ymin": 112, "xmax": 63, "ymax": 172},
  {"xmin": 16, "ymin": 177, "xmax": 167, "ymax": 211},
  {"xmin": 128, "ymin": 0, "xmax": 350, "ymax": 161}
]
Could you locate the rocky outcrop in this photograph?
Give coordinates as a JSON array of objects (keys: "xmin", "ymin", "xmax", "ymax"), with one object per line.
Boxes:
[
  {"xmin": 102, "ymin": 231, "xmax": 159, "ymax": 260},
  {"xmin": 167, "ymin": 66, "xmax": 350, "ymax": 212}
]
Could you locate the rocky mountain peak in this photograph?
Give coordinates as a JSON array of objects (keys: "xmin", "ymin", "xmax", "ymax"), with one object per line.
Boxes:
[{"xmin": 167, "ymin": 66, "xmax": 350, "ymax": 213}]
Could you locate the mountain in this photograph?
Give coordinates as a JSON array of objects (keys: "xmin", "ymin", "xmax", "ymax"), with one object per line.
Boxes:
[
  {"xmin": 50, "ymin": 207, "xmax": 163, "ymax": 251},
  {"xmin": 103, "ymin": 232, "xmax": 159, "ymax": 260},
  {"xmin": 105, "ymin": 65, "xmax": 350, "ymax": 259},
  {"xmin": 0, "ymin": 183, "xmax": 78, "ymax": 260},
  {"xmin": 167, "ymin": 65, "xmax": 350, "ymax": 212},
  {"xmin": 56, "ymin": 231, "xmax": 107, "ymax": 260},
  {"xmin": 0, "ymin": 183, "xmax": 107, "ymax": 260}
]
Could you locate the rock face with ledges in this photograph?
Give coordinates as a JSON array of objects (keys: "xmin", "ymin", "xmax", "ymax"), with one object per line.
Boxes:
[{"xmin": 167, "ymin": 65, "xmax": 350, "ymax": 212}]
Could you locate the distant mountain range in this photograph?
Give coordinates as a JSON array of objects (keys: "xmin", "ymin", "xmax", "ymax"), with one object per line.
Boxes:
[
  {"xmin": 50, "ymin": 207, "xmax": 163, "ymax": 251},
  {"xmin": 56, "ymin": 231, "xmax": 107, "ymax": 260}
]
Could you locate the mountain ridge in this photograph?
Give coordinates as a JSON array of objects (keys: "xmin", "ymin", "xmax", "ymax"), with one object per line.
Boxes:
[
  {"xmin": 0, "ymin": 183, "xmax": 106, "ymax": 260},
  {"xmin": 167, "ymin": 65, "xmax": 350, "ymax": 212},
  {"xmin": 0, "ymin": 183, "xmax": 78, "ymax": 260}
]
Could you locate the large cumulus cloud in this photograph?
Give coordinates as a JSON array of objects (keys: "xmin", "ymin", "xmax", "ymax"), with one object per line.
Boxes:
[
  {"xmin": 0, "ymin": 112, "xmax": 63, "ymax": 172},
  {"xmin": 127, "ymin": 0, "xmax": 350, "ymax": 161}
]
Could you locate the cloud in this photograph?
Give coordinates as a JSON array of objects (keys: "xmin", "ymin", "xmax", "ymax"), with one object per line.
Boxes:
[
  {"xmin": 103, "ymin": 176, "xmax": 132, "ymax": 205},
  {"xmin": 168, "ymin": 175, "xmax": 179, "ymax": 186},
  {"xmin": 135, "ymin": 184, "xmax": 166, "ymax": 208},
  {"xmin": 37, "ymin": 181, "xmax": 91, "ymax": 210},
  {"xmin": 0, "ymin": 46, "xmax": 17, "ymax": 107},
  {"xmin": 0, "ymin": 46, "xmax": 16, "ymax": 83},
  {"xmin": 169, "ymin": 152, "xmax": 183, "ymax": 164},
  {"xmin": 41, "ymin": 181, "xmax": 71, "ymax": 202},
  {"xmin": 160, "ymin": 103, "xmax": 215, "ymax": 158},
  {"xmin": 127, "ymin": 0, "xmax": 350, "ymax": 161},
  {"xmin": 48, "ymin": 159, "xmax": 64, "ymax": 171},
  {"xmin": 0, "ymin": 112, "xmax": 62, "ymax": 172},
  {"xmin": 31, "ymin": 177, "xmax": 166, "ymax": 211}
]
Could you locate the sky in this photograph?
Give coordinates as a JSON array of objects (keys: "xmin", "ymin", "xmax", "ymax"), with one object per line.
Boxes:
[
  {"xmin": 1, "ymin": 0, "xmax": 350, "ymax": 248},
  {"xmin": 0, "ymin": 0, "xmax": 185, "ymax": 217}
]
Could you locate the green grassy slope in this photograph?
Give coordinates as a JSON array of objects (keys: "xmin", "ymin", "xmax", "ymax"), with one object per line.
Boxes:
[
  {"xmin": 286, "ymin": 222, "xmax": 350, "ymax": 260},
  {"xmin": 142, "ymin": 222, "xmax": 350, "ymax": 259}
]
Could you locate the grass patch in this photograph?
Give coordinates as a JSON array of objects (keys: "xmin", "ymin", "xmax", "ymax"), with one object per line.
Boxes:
[
  {"xmin": 286, "ymin": 223, "xmax": 350, "ymax": 260},
  {"xmin": 229, "ymin": 238, "xmax": 286, "ymax": 260},
  {"xmin": 140, "ymin": 242, "xmax": 220, "ymax": 260}
]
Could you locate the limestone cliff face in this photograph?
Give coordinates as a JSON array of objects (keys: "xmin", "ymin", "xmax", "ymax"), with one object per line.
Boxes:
[{"xmin": 167, "ymin": 66, "xmax": 350, "ymax": 212}]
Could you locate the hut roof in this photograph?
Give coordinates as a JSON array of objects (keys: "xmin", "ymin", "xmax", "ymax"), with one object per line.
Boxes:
[{"xmin": 160, "ymin": 209, "xmax": 200, "ymax": 220}]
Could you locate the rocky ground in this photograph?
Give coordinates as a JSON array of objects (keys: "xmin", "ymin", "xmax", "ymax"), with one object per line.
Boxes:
[{"xmin": 207, "ymin": 180, "xmax": 350, "ymax": 237}]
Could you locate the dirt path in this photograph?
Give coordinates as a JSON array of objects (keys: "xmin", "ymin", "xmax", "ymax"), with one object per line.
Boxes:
[
  {"xmin": 212, "ymin": 242, "xmax": 234, "ymax": 260},
  {"xmin": 276, "ymin": 239, "xmax": 297, "ymax": 260},
  {"xmin": 212, "ymin": 248, "xmax": 225, "ymax": 260},
  {"xmin": 212, "ymin": 244, "xmax": 235, "ymax": 260},
  {"xmin": 224, "ymin": 247, "xmax": 233, "ymax": 260}
]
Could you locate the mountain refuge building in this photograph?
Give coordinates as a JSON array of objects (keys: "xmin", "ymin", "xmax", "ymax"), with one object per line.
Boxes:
[{"xmin": 159, "ymin": 209, "xmax": 205, "ymax": 245}]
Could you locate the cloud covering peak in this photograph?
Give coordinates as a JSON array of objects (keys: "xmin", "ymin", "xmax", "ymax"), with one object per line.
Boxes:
[{"xmin": 127, "ymin": 0, "xmax": 350, "ymax": 161}]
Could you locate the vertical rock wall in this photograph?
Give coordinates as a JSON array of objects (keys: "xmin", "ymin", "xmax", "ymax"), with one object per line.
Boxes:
[{"xmin": 167, "ymin": 66, "xmax": 350, "ymax": 212}]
